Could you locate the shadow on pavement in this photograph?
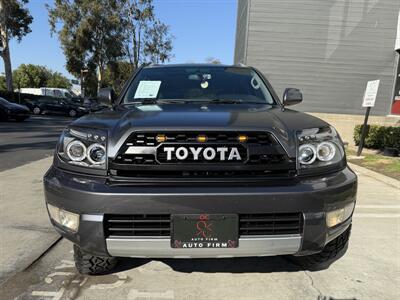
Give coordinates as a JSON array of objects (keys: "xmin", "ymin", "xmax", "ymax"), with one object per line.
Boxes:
[{"xmin": 112, "ymin": 256, "xmax": 303, "ymax": 274}]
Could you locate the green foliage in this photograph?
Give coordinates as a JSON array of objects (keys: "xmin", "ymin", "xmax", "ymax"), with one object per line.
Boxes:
[
  {"xmin": 121, "ymin": 0, "xmax": 173, "ymax": 67},
  {"xmin": 46, "ymin": 71, "xmax": 72, "ymax": 89},
  {"xmin": 205, "ymin": 57, "xmax": 221, "ymax": 64},
  {"xmin": 354, "ymin": 124, "xmax": 400, "ymax": 150},
  {"xmin": 103, "ymin": 61, "xmax": 135, "ymax": 94},
  {"xmin": 47, "ymin": 0, "xmax": 126, "ymax": 87},
  {"xmin": 13, "ymin": 64, "xmax": 72, "ymax": 89},
  {"xmin": 0, "ymin": 0, "xmax": 33, "ymax": 42},
  {"xmin": 0, "ymin": 0, "xmax": 33, "ymax": 91},
  {"xmin": 0, "ymin": 76, "xmax": 6, "ymax": 90}
]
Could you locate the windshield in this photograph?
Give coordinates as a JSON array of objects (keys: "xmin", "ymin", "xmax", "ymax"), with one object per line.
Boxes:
[{"xmin": 123, "ymin": 66, "xmax": 275, "ymax": 104}]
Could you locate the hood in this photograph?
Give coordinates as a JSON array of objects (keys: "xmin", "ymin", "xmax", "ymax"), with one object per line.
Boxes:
[{"xmin": 71, "ymin": 103, "xmax": 329, "ymax": 157}]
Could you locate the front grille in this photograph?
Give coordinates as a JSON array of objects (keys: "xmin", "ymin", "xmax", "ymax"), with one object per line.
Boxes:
[
  {"xmin": 104, "ymin": 213, "xmax": 303, "ymax": 238},
  {"xmin": 239, "ymin": 213, "xmax": 303, "ymax": 236},
  {"xmin": 104, "ymin": 214, "xmax": 171, "ymax": 237},
  {"xmin": 122, "ymin": 131, "xmax": 274, "ymax": 147},
  {"xmin": 110, "ymin": 131, "xmax": 296, "ymax": 181}
]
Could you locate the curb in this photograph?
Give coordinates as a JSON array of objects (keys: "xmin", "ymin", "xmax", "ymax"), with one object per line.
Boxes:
[{"xmin": 348, "ymin": 163, "xmax": 400, "ymax": 189}]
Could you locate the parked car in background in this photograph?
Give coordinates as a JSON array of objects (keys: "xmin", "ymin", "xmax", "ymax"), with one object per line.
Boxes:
[
  {"xmin": 0, "ymin": 97, "xmax": 30, "ymax": 121},
  {"xmin": 18, "ymin": 87, "xmax": 79, "ymax": 99},
  {"xmin": 25, "ymin": 96, "xmax": 90, "ymax": 117},
  {"xmin": 70, "ymin": 97, "xmax": 107, "ymax": 112}
]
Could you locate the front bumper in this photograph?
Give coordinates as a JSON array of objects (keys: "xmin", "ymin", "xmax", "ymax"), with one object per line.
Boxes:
[{"xmin": 44, "ymin": 166, "xmax": 357, "ymax": 258}]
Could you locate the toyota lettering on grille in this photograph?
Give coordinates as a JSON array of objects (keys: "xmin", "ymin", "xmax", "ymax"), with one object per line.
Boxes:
[
  {"xmin": 164, "ymin": 146, "xmax": 241, "ymax": 161},
  {"xmin": 156, "ymin": 144, "xmax": 248, "ymax": 163}
]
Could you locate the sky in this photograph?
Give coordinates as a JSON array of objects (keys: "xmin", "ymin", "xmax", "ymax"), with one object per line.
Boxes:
[{"xmin": 0, "ymin": 0, "xmax": 238, "ymax": 79}]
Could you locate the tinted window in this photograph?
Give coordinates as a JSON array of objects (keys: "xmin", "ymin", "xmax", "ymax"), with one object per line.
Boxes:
[
  {"xmin": 124, "ymin": 66, "xmax": 275, "ymax": 104},
  {"xmin": 54, "ymin": 90, "xmax": 62, "ymax": 98},
  {"xmin": 40, "ymin": 97, "xmax": 57, "ymax": 104}
]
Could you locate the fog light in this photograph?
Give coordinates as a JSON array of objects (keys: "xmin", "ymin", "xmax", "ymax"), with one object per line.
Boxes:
[
  {"xmin": 47, "ymin": 204, "xmax": 79, "ymax": 232},
  {"xmin": 326, "ymin": 202, "xmax": 355, "ymax": 227}
]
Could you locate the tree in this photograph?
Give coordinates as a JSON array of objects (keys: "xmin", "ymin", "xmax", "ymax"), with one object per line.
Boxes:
[
  {"xmin": 47, "ymin": 0, "xmax": 126, "ymax": 92},
  {"xmin": 121, "ymin": 0, "xmax": 173, "ymax": 68},
  {"xmin": 13, "ymin": 64, "xmax": 72, "ymax": 89},
  {"xmin": 205, "ymin": 57, "xmax": 221, "ymax": 65},
  {"xmin": 13, "ymin": 64, "xmax": 49, "ymax": 88},
  {"xmin": 46, "ymin": 71, "xmax": 72, "ymax": 89},
  {"xmin": 103, "ymin": 60, "xmax": 134, "ymax": 93},
  {"xmin": 0, "ymin": 0, "xmax": 33, "ymax": 91},
  {"xmin": 0, "ymin": 75, "xmax": 6, "ymax": 90}
]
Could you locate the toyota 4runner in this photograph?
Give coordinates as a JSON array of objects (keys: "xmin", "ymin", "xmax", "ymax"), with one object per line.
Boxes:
[{"xmin": 44, "ymin": 64, "xmax": 357, "ymax": 274}]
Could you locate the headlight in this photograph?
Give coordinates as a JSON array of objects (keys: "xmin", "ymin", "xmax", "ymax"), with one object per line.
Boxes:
[
  {"xmin": 299, "ymin": 144, "xmax": 317, "ymax": 165},
  {"xmin": 87, "ymin": 143, "xmax": 106, "ymax": 165},
  {"xmin": 66, "ymin": 140, "xmax": 87, "ymax": 161},
  {"xmin": 297, "ymin": 126, "xmax": 344, "ymax": 171},
  {"xmin": 58, "ymin": 128, "xmax": 107, "ymax": 169}
]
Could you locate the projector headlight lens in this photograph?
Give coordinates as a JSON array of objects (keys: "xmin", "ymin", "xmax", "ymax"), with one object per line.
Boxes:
[
  {"xmin": 299, "ymin": 144, "xmax": 317, "ymax": 165},
  {"xmin": 317, "ymin": 142, "xmax": 336, "ymax": 161},
  {"xmin": 87, "ymin": 143, "xmax": 106, "ymax": 165},
  {"xmin": 66, "ymin": 140, "xmax": 87, "ymax": 161}
]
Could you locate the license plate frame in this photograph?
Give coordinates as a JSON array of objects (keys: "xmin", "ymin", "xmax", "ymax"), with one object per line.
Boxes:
[{"xmin": 171, "ymin": 214, "xmax": 239, "ymax": 249}]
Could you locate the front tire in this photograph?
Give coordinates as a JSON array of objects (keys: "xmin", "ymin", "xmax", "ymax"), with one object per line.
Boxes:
[
  {"xmin": 73, "ymin": 245, "xmax": 117, "ymax": 275},
  {"xmin": 290, "ymin": 225, "xmax": 351, "ymax": 270}
]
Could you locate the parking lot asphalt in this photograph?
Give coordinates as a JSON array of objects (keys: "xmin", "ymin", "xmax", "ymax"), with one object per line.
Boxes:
[
  {"xmin": 0, "ymin": 163, "xmax": 398, "ymax": 300},
  {"xmin": 0, "ymin": 115, "xmax": 73, "ymax": 172}
]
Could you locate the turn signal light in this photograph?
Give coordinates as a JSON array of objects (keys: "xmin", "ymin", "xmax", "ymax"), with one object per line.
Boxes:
[
  {"xmin": 238, "ymin": 134, "xmax": 248, "ymax": 143},
  {"xmin": 156, "ymin": 134, "xmax": 167, "ymax": 143},
  {"xmin": 197, "ymin": 135, "xmax": 208, "ymax": 143}
]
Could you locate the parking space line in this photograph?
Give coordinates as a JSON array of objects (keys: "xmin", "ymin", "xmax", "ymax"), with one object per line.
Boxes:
[
  {"xmin": 31, "ymin": 288, "xmax": 65, "ymax": 300},
  {"xmin": 128, "ymin": 289, "xmax": 175, "ymax": 300},
  {"xmin": 357, "ymin": 205, "xmax": 400, "ymax": 209},
  {"xmin": 354, "ymin": 213, "xmax": 400, "ymax": 218}
]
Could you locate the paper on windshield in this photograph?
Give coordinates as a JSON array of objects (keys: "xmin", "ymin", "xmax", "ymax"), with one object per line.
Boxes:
[{"xmin": 134, "ymin": 81, "xmax": 161, "ymax": 99}]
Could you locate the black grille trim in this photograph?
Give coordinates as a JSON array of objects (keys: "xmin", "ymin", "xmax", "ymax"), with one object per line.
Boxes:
[
  {"xmin": 239, "ymin": 213, "xmax": 303, "ymax": 236},
  {"xmin": 104, "ymin": 213, "xmax": 303, "ymax": 238},
  {"xmin": 110, "ymin": 131, "xmax": 296, "ymax": 180}
]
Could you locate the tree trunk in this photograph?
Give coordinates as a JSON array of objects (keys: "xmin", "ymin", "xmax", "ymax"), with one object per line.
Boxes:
[
  {"xmin": 97, "ymin": 65, "xmax": 102, "ymax": 92},
  {"xmin": 2, "ymin": 43, "xmax": 13, "ymax": 92},
  {"xmin": 0, "ymin": 21, "xmax": 13, "ymax": 92}
]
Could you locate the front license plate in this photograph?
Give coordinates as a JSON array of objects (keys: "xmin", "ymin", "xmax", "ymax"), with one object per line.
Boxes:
[{"xmin": 171, "ymin": 214, "xmax": 238, "ymax": 248}]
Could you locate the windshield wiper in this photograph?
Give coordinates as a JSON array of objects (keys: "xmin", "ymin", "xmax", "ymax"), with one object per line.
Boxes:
[
  {"xmin": 208, "ymin": 98, "xmax": 244, "ymax": 104},
  {"xmin": 127, "ymin": 99, "xmax": 197, "ymax": 105},
  {"xmin": 207, "ymin": 98, "xmax": 267, "ymax": 105},
  {"xmin": 134, "ymin": 98, "xmax": 159, "ymax": 104}
]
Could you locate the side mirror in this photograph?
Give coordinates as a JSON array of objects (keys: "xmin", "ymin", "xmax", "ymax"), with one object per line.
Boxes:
[
  {"xmin": 97, "ymin": 87, "xmax": 116, "ymax": 106},
  {"xmin": 283, "ymin": 88, "xmax": 302, "ymax": 106}
]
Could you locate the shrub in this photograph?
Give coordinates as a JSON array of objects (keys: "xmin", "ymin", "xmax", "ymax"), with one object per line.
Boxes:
[{"xmin": 354, "ymin": 124, "xmax": 400, "ymax": 150}]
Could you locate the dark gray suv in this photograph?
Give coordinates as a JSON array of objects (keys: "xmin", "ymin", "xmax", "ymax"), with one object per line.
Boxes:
[{"xmin": 44, "ymin": 64, "xmax": 357, "ymax": 274}]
